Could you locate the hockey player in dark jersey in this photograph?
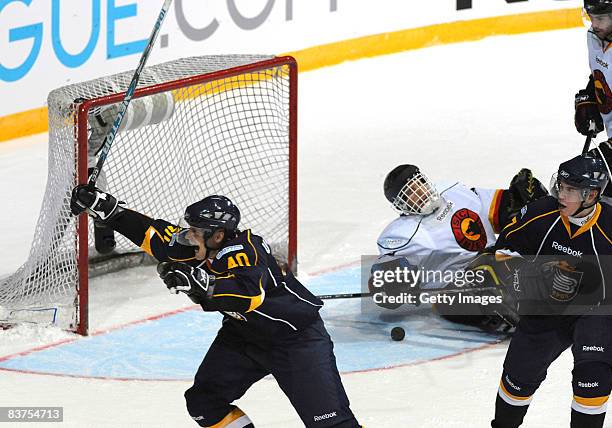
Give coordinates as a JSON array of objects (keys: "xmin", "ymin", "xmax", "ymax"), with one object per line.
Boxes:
[
  {"xmin": 70, "ymin": 191, "xmax": 361, "ymax": 428},
  {"xmin": 482, "ymin": 154, "xmax": 612, "ymax": 428}
]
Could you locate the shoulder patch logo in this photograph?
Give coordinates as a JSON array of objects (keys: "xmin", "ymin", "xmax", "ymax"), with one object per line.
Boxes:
[
  {"xmin": 450, "ymin": 208, "xmax": 488, "ymax": 251},
  {"xmin": 215, "ymin": 244, "xmax": 244, "ymax": 260}
]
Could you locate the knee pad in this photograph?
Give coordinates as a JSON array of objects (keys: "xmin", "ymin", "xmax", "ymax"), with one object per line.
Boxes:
[
  {"xmin": 497, "ymin": 371, "xmax": 538, "ymax": 407},
  {"xmin": 572, "ymin": 361, "xmax": 612, "ymax": 416}
]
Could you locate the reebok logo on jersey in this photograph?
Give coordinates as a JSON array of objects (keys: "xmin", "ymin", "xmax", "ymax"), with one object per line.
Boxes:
[
  {"xmin": 314, "ymin": 412, "xmax": 337, "ymax": 422},
  {"xmin": 552, "ymin": 241, "xmax": 583, "ymax": 258},
  {"xmin": 380, "ymin": 238, "xmax": 409, "ymax": 249},
  {"xmin": 596, "ymin": 56, "xmax": 609, "ymax": 69},
  {"xmin": 578, "ymin": 381, "xmax": 599, "ymax": 388},
  {"xmin": 583, "ymin": 345, "xmax": 605, "ymax": 352},
  {"xmin": 435, "ymin": 201, "xmax": 454, "ymax": 222}
]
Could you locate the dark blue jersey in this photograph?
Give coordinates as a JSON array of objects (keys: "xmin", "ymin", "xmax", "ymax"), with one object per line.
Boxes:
[
  {"xmin": 109, "ymin": 209, "xmax": 323, "ymax": 340},
  {"xmin": 496, "ymin": 196, "xmax": 612, "ymax": 307}
]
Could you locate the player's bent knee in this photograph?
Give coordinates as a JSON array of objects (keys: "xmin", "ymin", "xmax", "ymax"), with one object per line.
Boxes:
[
  {"xmin": 572, "ymin": 362, "xmax": 612, "ymax": 416},
  {"xmin": 497, "ymin": 372, "xmax": 537, "ymax": 407}
]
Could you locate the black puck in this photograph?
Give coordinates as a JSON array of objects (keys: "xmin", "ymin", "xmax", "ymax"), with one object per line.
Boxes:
[{"xmin": 391, "ymin": 326, "xmax": 405, "ymax": 341}]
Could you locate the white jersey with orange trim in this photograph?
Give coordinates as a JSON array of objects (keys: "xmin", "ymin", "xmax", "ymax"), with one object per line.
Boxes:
[
  {"xmin": 376, "ymin": 182, "xmax": 503, "ymax": 288},
  {"xmin": 587, "ymin": 30, "xmax": 612, "ymax": 138}
]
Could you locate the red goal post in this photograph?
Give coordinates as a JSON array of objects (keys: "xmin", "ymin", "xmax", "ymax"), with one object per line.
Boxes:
[{"xmin": 0, "ymin": 55, "xmax": 298, "ymax": 336}]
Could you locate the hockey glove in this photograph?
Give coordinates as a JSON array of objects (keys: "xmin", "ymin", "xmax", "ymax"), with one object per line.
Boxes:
[
  {"xmin": 575, "ymin": 79, "xmax": 604, "ymax": 136},
  {"xmin": 498, "ymin": 168, "xmax": 549, "ymax": 228},
  {"xmin": 70, "ymin": 184, "xmax": 122, "ymax": 222},
  {"xmin": 157, "ymin": 261, "xmax": 215, "ymax": 304},
  {"xmin": 505, "ymin": 259, "xmax": 601, "ymax": 315}
]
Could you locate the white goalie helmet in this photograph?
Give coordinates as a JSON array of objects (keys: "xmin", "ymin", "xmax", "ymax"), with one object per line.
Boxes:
[{"xmin": 384, "ymin": 164, "xmax": 442, "ymax": 215}]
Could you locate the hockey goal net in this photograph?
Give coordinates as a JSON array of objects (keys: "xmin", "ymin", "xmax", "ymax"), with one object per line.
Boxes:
[{"xmin": 0, "ymin": 55, "xmax": 297, "ymax": 335}]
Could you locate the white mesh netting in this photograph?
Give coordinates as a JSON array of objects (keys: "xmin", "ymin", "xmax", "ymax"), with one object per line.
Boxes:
[{"xmin": 0, "ymin": 55, "xmax": 294, "ymax": 332}]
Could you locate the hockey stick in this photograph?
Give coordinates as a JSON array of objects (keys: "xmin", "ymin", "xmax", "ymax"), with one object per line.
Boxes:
[
  {"xmin": 88, "ymin": 0, "xmax": 173, "ymax": 186},
  {"xmin": 318, "ymin": 292, "xmax": 370, "ymax": 300},
  {"xmin": 582, "ymin": 131, "xmax": 594, "ymax": 156}
]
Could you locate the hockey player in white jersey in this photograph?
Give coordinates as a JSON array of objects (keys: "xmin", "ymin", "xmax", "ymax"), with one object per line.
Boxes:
[
  {"xmin": 373, "ymin": 164, "xmax": 548, "ymax": 331},
  {"xmin": 573, "ymin": 0, "xmax": 612, "ymax": 202}
]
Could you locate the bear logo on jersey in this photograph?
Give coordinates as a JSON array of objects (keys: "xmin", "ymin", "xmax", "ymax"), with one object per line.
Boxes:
[{"xmin": 450, "ymin": 208, "xmax": 487, "ymax": 252}]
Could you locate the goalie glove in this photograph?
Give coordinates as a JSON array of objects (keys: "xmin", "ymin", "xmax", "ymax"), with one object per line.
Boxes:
[
  {"xmin": 157, "ymin": 262, "xmax": 215, "ymax": 304},
  {"xmin": 70, "ymin": 184, "xmax": 123, "ymax": 222}
]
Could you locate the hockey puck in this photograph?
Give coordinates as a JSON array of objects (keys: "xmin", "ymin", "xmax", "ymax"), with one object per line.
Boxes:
[{"xmin": 391, "ymin": 326, "xmax": 405, "ymax": 341}]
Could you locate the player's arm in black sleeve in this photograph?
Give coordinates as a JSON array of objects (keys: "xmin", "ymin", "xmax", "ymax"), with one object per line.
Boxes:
[
  {"xmin": 90, "ymin": 207, "xmax": 194, "ymax": 262},
  {"xmin": 70, "ymin": 185, "xmax": 196, "ymax": 261}
]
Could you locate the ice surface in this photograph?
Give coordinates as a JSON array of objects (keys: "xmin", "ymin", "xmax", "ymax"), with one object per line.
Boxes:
[{"xmin": 0, "ymin": 28, "xmax": 601, "ymax": 427}]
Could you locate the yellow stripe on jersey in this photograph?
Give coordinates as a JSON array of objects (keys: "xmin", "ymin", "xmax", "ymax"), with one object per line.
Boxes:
[
  {"xmin": 213, "ymin": 275, "xmax": 265, "ymax": 313},
  {"xmin": 504, "ymin": 209, "xmax": 559, "ymax": 239},
  {"xmin": 596, "ymin": 223, "xmax": 612, "ymax": 246},
  {"xmin": 168, "ymin": 255, "xmax": 197, "ymax": 262},
  {"xmin": 560, "ymin": 203, "xmax": 601, "ymax": 239},
  {"xmin": 502, "ymin": 215, "xmax": 518, "ymax": 231},
  {"xmin": 574, "ymin": 395, "xmax": 609, "ymax": 407},
  {"xmin": 140, "ymin": 226, "xmax": 165, "ymax": 256},
  {"xmin": 488, "ymin": 189, "xmax": 504, "ymax": 234}
]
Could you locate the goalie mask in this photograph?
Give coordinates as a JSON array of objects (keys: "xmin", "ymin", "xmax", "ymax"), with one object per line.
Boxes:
[
  {"xmin": 384, "ymin": 164, "xmax": 441, "ymax": 215},
  {"xmin": 174, "ymin": 195, "xmax": 241, "ymax": 246}
]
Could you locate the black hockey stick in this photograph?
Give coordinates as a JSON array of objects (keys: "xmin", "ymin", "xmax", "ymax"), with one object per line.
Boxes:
[
  {"xmin": 317, "ymin": 292, "xmax": 370, "ymax": 300},
  {"xmin": 582, "ymin": 131, "xmax": 595, "ymax": 156},
  {"xmin": 88, "ymin": 0, "xmax": 173, "ymax": 186}
]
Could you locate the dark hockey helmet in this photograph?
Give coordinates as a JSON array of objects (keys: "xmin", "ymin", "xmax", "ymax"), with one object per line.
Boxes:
[
  {"xmin": 551, "ymin": 155, "xmax": 609, "ymax": 203},
  {"xmin": 175, "ymin": 195, "xmax": 241, "ymax": 246},
  {"xmin": 184, "ymin": 195, "xmax": 241, "ymax": 231},
  {"xmin": 584, "ymin": 0, "xmax": 612, "ymax": 15},
  {"xmin": 384, "ymin": 164, "xmax": 441, "ymax": 215},
  {"xmin": 558, "ymin": 155, "xmax": 609, "ymax": 190}
]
